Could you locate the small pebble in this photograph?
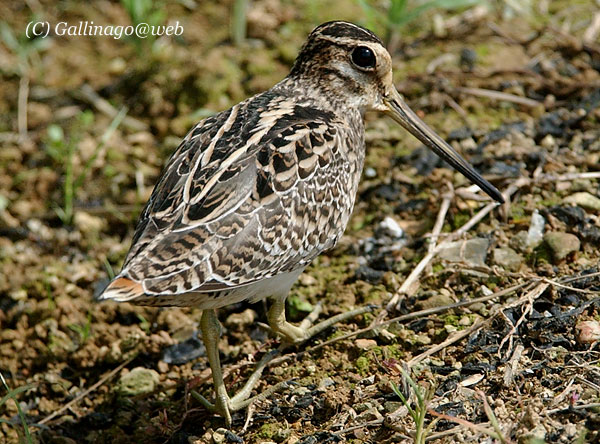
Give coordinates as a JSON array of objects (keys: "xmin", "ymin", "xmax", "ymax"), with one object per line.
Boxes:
[
  {"xmin": 318, "ymin": 377, "xmax": 335, "ymax": 390},
  {"xmin": 492, "ymin": 247, "xmax": 523, "ymax": 271},
  {"xmin": 510, "ymin": 230, "xmax": 529, "ymax": 252},
  {"xmin": 157, "ymin": 361, "xmax": 169, "ymax": 373},
  {"xmin": 355, "ymin": 338, "xmax": 377, "ymax": 350},
  {"xmin": 292, "ymin": 386, "xmax": 310, "ymax": 396},
  {"xmin": 527, "ymin": 210, "xmax": 545, "ymax": 248},
  {"xmin": 225, "ymin": 309, "xmax": 257, "ymax": 328},
  {"xmin": 459, "ymin": 316, "xmax": 472, "ymax": 326},
  {"xmin": 417, "ymin": 293, "xmax": 453, "ymax": 310},
  {"xmin": 438, "ymin": 238, "xmax": 489, "ymax": 267},
  {"xmin": 117, "ymin": 367, "xmax": 159, "ymax": 396},
  {"xmin": 383, "ymin": 401, "xmax": 404, "ymax": 414},
  {"xmin": 576, "ymin": 320, "xmax": 600, "ymax": 344},
  {"xmin": 543, "ymin": 232, "xmax": 580, "ymax": 262},
  {"xmin": 364, "ymin": 166, "xmax": 377, "ymax": 178},
  {"xmin": 564, "ymin": 192, "xmax": 600, "ymax": 212},
  {"xmin": 378, "ymin": 216, "xmax": 404, "ymax": 238},
  {"xmin": 540, "ymin": 134, "xmax": 556, "ymax": 149},
  {"xmin": 74, "ymin": 211, "xmax": 106, "ymax": 235}
]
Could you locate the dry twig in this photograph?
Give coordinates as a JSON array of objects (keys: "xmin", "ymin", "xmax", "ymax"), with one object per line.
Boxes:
[
  {"xmin": 18, "ymin": 76, "xmax": 29, "ymax": 139},
  {"xmin": 39, "ymin": 358, "xmax": 133, "ymax": 425},
  {"xmin": 455, "ymin": 86, "xmax": 542, "ymax": 108},
  {"xmin": 497, "ymin": 282, "xmax": 549, "ymax": 359}
]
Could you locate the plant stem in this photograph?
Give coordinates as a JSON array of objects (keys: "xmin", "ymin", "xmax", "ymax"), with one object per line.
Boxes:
[
  {"xmin": 231, "ymin": 0, "xmax": 247, "ymax": 46},
  {"xmin": 64, "ymin": 142, "xmax": 74, "ymax": 224}
]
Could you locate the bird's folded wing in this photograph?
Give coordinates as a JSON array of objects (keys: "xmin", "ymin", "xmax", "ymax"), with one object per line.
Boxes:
[{"xmin": 101, "ymin": 98, "xmax": 342, "ymax": 302}]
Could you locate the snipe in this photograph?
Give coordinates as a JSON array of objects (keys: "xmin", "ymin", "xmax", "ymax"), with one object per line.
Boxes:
[{"xmin": 100, "ymin": 21, "xmax": 503, "ymax": 426}]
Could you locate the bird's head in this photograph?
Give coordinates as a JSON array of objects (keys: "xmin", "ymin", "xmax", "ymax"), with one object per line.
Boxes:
[{"xmin": 291, "ymin": 21, "xmax": 504, "ymax": 203}]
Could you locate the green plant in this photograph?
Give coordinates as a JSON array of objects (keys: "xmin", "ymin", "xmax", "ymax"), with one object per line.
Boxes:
[
  {"xmin": 45, "ymin": 108, "xmax": 127, "ymax": 225},
  {"xmin": 121, "ymin": 0, "xmax": 165, "ymax": 49},
  {"xmin": 0, "ymin": 372, "xmax": 34, "ymax": 443},
  {"xmin": 136, "ymin": 314, "xmax": 151, "ymax": 334},
  {"xmin": 1, "ymin": 20, "xmax": 50, "ymax": 137},
  {"xmin": 231, "ymin": 0, "xmax": 248, "ymax": 46},
  {"xmin": 0, "ymin": 21, "xmax": 47, "ymax": 71},
  {"xmin": 391, "ymin": 369, "xmax": 437, "ymax": 444},
  {"xmin": 357, "ymin": 0, "xmax": 483, "ymax": 42},
  {"xmin": 68, "ymin": 312, "xmax": 93, "ymax": 345},
  {"xmin": 103, "ymin": 256, "xmax": 116, "ymax": 280}
]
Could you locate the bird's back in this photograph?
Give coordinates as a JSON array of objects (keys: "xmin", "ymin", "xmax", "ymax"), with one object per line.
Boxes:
[{"xmin": 100, "ymin": 80, "xmax": 366, "ymax": 307}]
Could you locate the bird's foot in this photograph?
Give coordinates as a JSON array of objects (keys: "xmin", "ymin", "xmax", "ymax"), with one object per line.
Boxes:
[
  {"xmin": 268, "ymin": 302, "xmax": 376, "ymax": 345},
  {"xmin": 192, "ymin": 349, "xmax": 287, "ymax": 427}
]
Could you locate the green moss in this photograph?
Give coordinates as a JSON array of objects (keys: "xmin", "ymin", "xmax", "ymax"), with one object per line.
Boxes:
[
  {"xmin": 351, "ymin": 213, "xmax": 376, "ymax": 232},
  {"xmin": 451, "ymin": 212, "xmax": 471, "ymax": 230},
  {"xmin": 510, "ymin": 204, "xmax": 527, "ymax": 223},
  {"xmin": 441, "ymin": 314, "xmax": 460, "ymax": 327},
  {"xmin": 475, "ymin": 43, "xmax": 490, "ymax": 58},
  {"xmin": 432, "ymin": 263, "xmax": 445, "ymax": 273},
  {"xmin": 357, "ymin": 283, "xmax": 387, "ymax": 305},
  {"xmin": 258, "ymin": 422, "xmax": 280, "ymax": 439},
  {"xmin": 384, "ymin": 344, "xmax": 404, "ymax": 360},
  {"xmin": 355, "ymin": 356, "xmax": 370, "ymax": 375},
  {"xmin": 538, "ymin": 197, "xmax": 562, "ymax": 207},
  {"xmin": 287, "ymin": 294, "xmax": 313, "ymax": 319},
  {"xmin": 527, "ymin": 243, "xmax": 552, "ymax": 266}
]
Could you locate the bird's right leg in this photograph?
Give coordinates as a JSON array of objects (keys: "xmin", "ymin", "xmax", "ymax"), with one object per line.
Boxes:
[
  {"xmin": 267, "ymin": 296, "xmax": 373, "ymax": 344},
  {"xmin": 197, "ymin": 309, "xmax": 233, "ymax": 425}
]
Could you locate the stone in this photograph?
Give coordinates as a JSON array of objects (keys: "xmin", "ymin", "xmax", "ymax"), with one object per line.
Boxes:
[
  {"xmin": 492, "ymin": 247, "xmax": 523, "ymax": 271},
  {"xmin": 417, "ymin": 293, "xmax": 454, "ymax": 310},
  {"xmin": 383, "ymin": 400, "xmax": 404, "ymax": 414},
  {"xmin": 318, "ymin": 377, "xmax": 335, "ymax": 390},
  {"xmin": 519, "ymin": 424, "xmax": 546, "ymax": 443},
  {"xmin": 355, "ymin": 338, "xmax": 377, "ymax": 350},
  {"xmin": 162, "ymin": 334, "xmax": 206, "ymax": 365},
  {"xmin": 27, "ymin": 102, "xmax": 52, "ymax": 128},
  {"xmin": 527, "ymin": 210, "xmax": 545, "ymax": 248},
  {"xmin": 225, "ymin": 308, "xmax": 257, "ymax": 328},
  {"xmin": 576, "ymin": 321, "xmax": 600, "ymax": 344},
  {"xmin": 543, "ymin": 232, "xmax": 580, "ymax": 262},
  {"xmin": 378, "ymin": 216, "xmax": 404, "ymax": 238},
  {"xmin": 74, "ymin": 211, "xmax": 106, "ymax": 235},
  {"xmin": 364, "ymin": 166, "xmax": 377, "ymax": 178},
  {"xmin": 355, "ymin": 406, "xmax": 383, "ymax": 422},
  {"xmin": 510, "ymin": 230, "xmax": 529, "ymax": 252},
  {"xmin": 117, "ymin": 367, "xmax": 160, "ymax": 396},
  {"xmin": 564, "ymin": 192, "xmax": 600, "ymax": 212},
  {"xmin": 438, "ymin": 238, "xmax": 489, "ymax": 267}
]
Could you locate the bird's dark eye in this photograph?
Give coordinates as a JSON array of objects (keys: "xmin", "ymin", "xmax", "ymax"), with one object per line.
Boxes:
[{"xmin": 351, "ymin": 46, "xmax": 376, "ymax": 69}]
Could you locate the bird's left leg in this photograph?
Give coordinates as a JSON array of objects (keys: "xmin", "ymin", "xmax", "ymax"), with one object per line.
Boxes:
[
  {"xmin": 195, "ymin": 309, "xmax": 288, "ymax": 427},
  {"xmin": 267, "ymin": 296, "xmax": 373, "ymax": 345}
]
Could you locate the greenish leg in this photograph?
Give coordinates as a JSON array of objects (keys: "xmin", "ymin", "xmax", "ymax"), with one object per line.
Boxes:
[
  {"xmin": 267, "ymin": 297, "xmax": 374, "ymax": 344},
  {"xmin": 197, "ymin": 302, "xmax": 374, "ymax": 427},
  {"xmin": 200, "ymin": 309, "xmax": 232, "ymax": 426},
  {"xmin": 197, "ymin": 309, "xmax": 289, "ymax": 427}
]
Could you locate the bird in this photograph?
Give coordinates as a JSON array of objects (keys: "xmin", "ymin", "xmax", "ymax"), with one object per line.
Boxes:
[{"xmin": 99, "ymin": 20, "xmax": 504, "ymax": 426}]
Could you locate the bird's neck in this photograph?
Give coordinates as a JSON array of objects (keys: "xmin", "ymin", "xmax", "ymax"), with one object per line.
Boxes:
[{"xmin": 274, "ymin": 75, "xmax": 367, "ymax": 118}]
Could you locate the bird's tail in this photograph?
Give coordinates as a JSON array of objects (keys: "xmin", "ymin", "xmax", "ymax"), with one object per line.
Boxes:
[{"xmin": 99, "ymin": 276, "xmax": 144, "ymax": 302}]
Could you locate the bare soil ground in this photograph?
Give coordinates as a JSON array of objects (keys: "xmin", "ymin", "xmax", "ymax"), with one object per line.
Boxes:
[{"xmin": 1, "ymin": 1, "xmax": 600, "ymax": 443}]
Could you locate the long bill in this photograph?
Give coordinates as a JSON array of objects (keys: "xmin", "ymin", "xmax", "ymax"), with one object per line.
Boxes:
[{"xmin": 384, "ymin": 90, "xmax": 504, "ymax": 203}]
